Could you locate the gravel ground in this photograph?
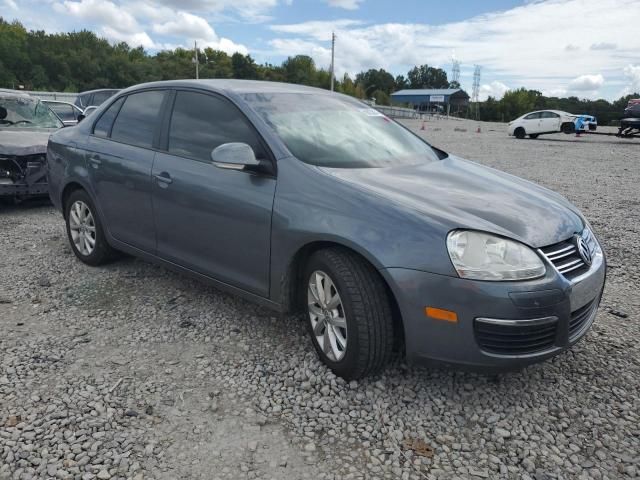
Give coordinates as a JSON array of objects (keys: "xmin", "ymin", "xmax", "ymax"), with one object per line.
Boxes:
[{"xmin": 1, "ymin": 119, "xmax": 638, "ymax": 480}]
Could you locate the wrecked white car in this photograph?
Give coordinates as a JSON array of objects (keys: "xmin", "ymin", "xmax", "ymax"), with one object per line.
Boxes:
[{"xmin": 0, "ymin": 90, "xmax": 63, "ymax": 199}]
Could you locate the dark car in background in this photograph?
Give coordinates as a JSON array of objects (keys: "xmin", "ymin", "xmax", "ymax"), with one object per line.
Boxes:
[
  {"xmin": 47, "ymin": 80, "xmax": 605, "ymax": 379},
  {"xmin": 624, "ymin": 99, "xmax": 640, "ymax": 118},
  {"xmin": 0, "ymin": 90, "xmax": 64, "ymax": 199},
  {"xmin": 73, "ymin": 89, "xmax": 120, "ymax": 109}
]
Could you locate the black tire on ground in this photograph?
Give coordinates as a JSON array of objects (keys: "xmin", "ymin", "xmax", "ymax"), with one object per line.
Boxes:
[
  {"xmin": 514, "ymin": 127, "xmax": 526, "ymax": 139},
  {"xmin": 65, "ymin": 189, "xmax": 115, "ymax": 266},
  {"xmin": 561, "ymin": 122, "xmax": 575, "ymax": 134},
  {"xmin": 303, "ymin": 248, "xmax": 394, "ymax": 380},
  {"xmin": 529, "ymin": 134, "xmax": 539, "ymax": 139}
]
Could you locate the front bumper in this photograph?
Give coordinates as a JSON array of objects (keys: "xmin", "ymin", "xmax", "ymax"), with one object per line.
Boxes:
[{"xmin": 382, "ymin": 249, "xmax": 605, "ymax": 370}]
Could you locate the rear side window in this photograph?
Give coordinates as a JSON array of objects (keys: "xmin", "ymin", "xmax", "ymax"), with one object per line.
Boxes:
[
  {"xmin": 110, "ymin": 91, "xmax": 165, "ymax": 148},
  {"xmin": 168, "ymin": 91, "xmax": 265, "ymax": 162},
  {"xmin": 524, "ymin": 112, "xmax": 541, "ymax": 120},
  {"xmin": 542, "ymin": 111, "xmax": 559, "ymax": 118},
  {"xmin": 93, "ymin": 97, "xmax": 125, "ymax": 138}
]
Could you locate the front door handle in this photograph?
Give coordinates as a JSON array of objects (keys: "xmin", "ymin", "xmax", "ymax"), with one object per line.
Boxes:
[{"xmin": 154, "ymin": 172, "xmax": 173, "ymax": 185}]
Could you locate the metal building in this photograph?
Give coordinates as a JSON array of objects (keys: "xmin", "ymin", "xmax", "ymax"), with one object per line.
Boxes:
[{"xmin": 390, "ymin": 88, "xmax": 470, "ymax": 116}]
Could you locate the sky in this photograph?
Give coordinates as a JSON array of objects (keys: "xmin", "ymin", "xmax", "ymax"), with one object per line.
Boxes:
[{"xmin": 2, "ymin": 0, "xmax": 640, "ymax": 100}]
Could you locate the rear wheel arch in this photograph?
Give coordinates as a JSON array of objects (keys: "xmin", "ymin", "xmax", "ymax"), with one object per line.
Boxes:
[{"xmin": 61, "ymin": 182, "xmax": 86, "ymax": 219}]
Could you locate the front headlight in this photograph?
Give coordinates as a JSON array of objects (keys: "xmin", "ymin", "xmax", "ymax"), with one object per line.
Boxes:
[{"xmin": 447, "ymin": 230, "xmax": 546, "ymax": 281}]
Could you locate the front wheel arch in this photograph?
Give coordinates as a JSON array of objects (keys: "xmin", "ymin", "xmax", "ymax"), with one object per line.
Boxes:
[{"xmin": 282, "ymin": 241, "xmax": 404, "ymax": 347}]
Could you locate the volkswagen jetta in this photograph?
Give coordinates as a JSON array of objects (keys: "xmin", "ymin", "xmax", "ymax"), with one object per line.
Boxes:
[{"xmin": 47, "ymin": 80, "xmax": 606, "ymax": 379}]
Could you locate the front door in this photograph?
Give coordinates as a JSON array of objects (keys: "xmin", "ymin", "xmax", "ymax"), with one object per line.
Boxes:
[
  {"xmin": 86, "ymin": 90, "xmax": 167, "ymax": 253},
  {"xmin": 151, "ymin": 90, "xmax": 276, "ymax": 297}
]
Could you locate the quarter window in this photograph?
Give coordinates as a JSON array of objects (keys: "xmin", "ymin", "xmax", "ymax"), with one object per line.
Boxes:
[
  {"xmin": 93, "ymin": 97, "xmax": 125, "ymax": 138},
  {"xmin": 168, "ymin": 91, "xmax": 265, "ymax": 162},
  {"xmin": 110, "ymin": 91, "xmax": 165, "ymax": 148}
]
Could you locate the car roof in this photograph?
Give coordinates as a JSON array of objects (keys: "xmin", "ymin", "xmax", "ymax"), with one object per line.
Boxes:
[{"xmin": 119, "ymin": 79, "xmax": 330, "ymax": 96}]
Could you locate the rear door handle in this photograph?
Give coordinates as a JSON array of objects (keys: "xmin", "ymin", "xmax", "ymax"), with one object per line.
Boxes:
[{"xmin": 154, "ymin": 172, "xmax": 173, "ymax": 185}]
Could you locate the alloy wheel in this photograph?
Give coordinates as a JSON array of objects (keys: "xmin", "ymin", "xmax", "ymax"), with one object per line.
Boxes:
[
  {"xmin": 68, "ymin": 200, "xmax": 96, "ymax": 256},
  {"xmin": 307, "ymin": 270, "xmax": 348, "ymax": 361}
]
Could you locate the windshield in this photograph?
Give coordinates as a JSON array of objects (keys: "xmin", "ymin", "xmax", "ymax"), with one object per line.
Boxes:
[
  {"xmin": 243, "ymin": 92, "xmax": 439, "ymax": 168},
  {"xmin": 0, "ymin": 96, "xmax": 63, "ymax": 129}
]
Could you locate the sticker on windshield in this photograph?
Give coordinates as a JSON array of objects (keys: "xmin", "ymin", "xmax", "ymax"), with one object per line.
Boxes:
[{"xmin": 358, "ymin": 108, "xmax": 385, "ymax": 117}]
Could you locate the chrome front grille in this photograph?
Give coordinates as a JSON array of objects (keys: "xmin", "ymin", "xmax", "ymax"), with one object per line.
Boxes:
[{"xmin": 540, "ymin": 237, "xmax": 590, "ymax": 279}]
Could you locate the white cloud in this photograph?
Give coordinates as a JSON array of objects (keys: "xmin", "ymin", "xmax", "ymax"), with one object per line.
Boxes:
[
  {"xmin": 153, "ymin": 11, "xmax": 215, "ymax": 39},
  {"xmin": 101, "ymin": 26, "xmax": 156, "ymax": 49},
  {"xmin": 2, "ymin": 0, "xmax": 18, "ymax": 10},
  {"xmin": 623, "ymin": 64, "xmax": 640, "ymax": 94},
  {"xmin": 56, "ymin": 0, "xmax": 139, "ymax": 34},
  {"xmin": 568, "ymin": 74, "xmax": 604, "ymax": 91},
  {"xmin": 479, "ymin": 81, "xmax": 509, "ymax": 101},
  {"xmin": 590, "ymin": 42, "xmax": 617, "ymax": 50},
  {"xmin": 269, "ymin": 0, "xmax": 640, "ymax": 100},
  {"xmin": 152, "ymin": 0, "xmax": 279, "ymax": 22},
  {"xmin": 326, "ymin": 0, "xmax": 363, "ymax": 10}
]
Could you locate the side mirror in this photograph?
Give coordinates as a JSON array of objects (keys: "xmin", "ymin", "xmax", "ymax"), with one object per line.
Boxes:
[{"xmin": 210, "ymin": 143, "xmax": 260, "ymax": 170}]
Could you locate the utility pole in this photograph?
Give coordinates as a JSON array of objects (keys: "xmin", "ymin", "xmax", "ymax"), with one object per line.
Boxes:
[
  {"xmin": 193, "ymin": 41, "xmax": 199, "ymax": 79},
  {"xmin": 330, "ymin": 32, "xmax": 336, "ymax": 91}
]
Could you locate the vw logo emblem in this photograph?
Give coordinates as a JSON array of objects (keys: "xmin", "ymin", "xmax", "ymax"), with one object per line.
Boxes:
[{"xmin": 575, "ymin": 235, "xmax": 592, "ymax": 266}]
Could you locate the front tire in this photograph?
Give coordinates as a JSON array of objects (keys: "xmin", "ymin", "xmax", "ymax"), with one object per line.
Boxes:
[
  {"xmin": 304, "ymin": 248, "xmax": 394, "ymax": 380},
  {"xmin": 514, "ymin": 127, "xmax": 526, "ymax": 139},
  {"xmin": 65, "ymin": 189, "xmax": 114, "ymax": 266}
]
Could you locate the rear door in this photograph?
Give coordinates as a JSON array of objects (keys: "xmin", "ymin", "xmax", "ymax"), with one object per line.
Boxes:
[
  {"xmin": 151, "ymin": 89, "xmax": 276, "ymax": 296},
  {"xmin": 86, "ymin": 90, "xmax": 167, "ymax": 253}
]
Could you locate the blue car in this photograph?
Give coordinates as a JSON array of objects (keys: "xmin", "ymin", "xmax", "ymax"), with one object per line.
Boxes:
[{"xmin": 46, "ymin": 80, "xmax": 606, "ymax": 379}]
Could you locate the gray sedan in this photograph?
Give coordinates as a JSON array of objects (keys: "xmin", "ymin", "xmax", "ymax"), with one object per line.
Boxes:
[{"xmin": 46, "ymin": 80, "xmax": 606, "ymax": 379}]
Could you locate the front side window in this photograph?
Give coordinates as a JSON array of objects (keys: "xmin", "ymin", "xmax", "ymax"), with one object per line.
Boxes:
[
  {"xmin": 93, "ymin": 97, "xmax": 125, "ymax": 138},
  {"xmin": 243, "ymin": 92, "xmax": 439, "ymax": 168},
  {"xmin": 0, "ymin": 96, "xmax": 63, "ymax": 129},
  {"xmin": 168, "ymin": 91, "xmax": 264, "ymax": 162},
  {"xmin": 110, "ymin": 91, "xmax": 165, "ymax": 148}
]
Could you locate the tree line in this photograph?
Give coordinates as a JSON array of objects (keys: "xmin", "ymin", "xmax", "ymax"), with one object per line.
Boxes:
[{"xmin": 1, "ymin": 18, "xmax": 636, "ymax": 124}]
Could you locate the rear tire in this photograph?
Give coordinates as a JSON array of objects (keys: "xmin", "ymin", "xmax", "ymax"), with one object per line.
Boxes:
[
  {"xmin": 303, "ymin": 248, "xmax": 394, "ymax": 380},
  {"xmin": 65, "ymin": 189, "xmax": 115, "ymax": 266},
  {"xmin": 514, "ymin": 127, "xmax": 526, "ymax": 139}
]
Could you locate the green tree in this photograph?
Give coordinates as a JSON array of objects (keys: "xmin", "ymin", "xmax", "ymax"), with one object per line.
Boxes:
[{"xmin": 407, "ymin": 65, "xmax": 449, "ymax": 89}]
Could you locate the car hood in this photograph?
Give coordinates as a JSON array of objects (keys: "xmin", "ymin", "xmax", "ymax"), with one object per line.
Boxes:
[
  {"xmin": 0, "ymin": 128, "xmax": 55, "ymax": 156},
  {"xmin": 321, "ymin": 156, "xmax": 583, "ymax": 248}
]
